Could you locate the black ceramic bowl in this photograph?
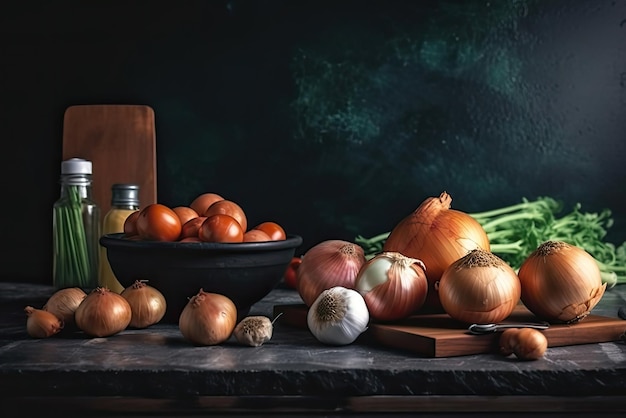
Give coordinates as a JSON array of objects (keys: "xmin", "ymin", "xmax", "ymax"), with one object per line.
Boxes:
[{"xmin": 100, "ymin": 233, "xmax": 303, "ymax": 323}]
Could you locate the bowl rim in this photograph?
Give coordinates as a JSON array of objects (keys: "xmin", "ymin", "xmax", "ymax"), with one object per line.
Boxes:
[{"xmin": 100, "ymin": 233, "xmax": 303, "ymax": 252}]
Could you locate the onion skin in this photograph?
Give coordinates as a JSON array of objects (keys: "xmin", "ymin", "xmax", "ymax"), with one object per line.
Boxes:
[
  {"xmin": 179, "ymin": 289, "xmax": 237, "ymax": 346},
  {"xmin": 355, "ymin": 251, "xmax": 428, "ymax": 322},
  {"xmin": 518, "ymin": 241, "xmax": 606, "ymax": 324},
  {"xmin": 383, "ymin": 192, "xmax": 490, "ymax": 313},
  {"xmin": 121, "ymin": 280, "xmax": 167, "ymax": 328},
  {"xmin": 438, "ymin": 249, "xmax": 521, "ymax": 324},
  {"xmin": 296, "ymin": 240, "xmax": 366, "ymax": 307},
  {"xmin": 43, "ymin": 287, "xmax": 87, "ymax": 327},
  {"xmin": 75, "ymin": 287, "xmax": 132, "ymax": 337}
]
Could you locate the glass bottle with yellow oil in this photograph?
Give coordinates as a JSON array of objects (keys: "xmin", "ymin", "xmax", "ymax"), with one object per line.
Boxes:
[{"xmin": 99, "ymin": 183, "xmax": 140, "ymax": 293}]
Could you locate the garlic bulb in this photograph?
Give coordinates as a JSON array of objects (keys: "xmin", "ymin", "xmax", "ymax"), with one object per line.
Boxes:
[{"xmin": 307, "ymin": 286, "xmax": 369, "ymax": 345}]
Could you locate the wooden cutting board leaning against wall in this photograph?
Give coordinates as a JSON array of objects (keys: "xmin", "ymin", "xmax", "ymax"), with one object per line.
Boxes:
[{"xmin": 62, "ymin": 104, "xmax": 158, "ymax": 221}]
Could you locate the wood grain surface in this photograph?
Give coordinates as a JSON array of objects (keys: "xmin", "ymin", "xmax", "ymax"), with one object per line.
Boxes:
[{"xmin": 62, "ymin": 104, "xmax": 157, "ymax": 221}]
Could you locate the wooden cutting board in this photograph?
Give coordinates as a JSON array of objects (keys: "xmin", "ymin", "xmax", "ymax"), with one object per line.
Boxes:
[
  {"xmin": 273, "ymin": 303, "xmax": 626, "ymax": 357},
  {"xmin": 62, "ymin": 104, "xmax": 158, "ymax": 220}
]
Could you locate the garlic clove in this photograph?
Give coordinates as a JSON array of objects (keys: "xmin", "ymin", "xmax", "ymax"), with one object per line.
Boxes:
[{"xmin": 233, "ymin": 315, "xmax": 276, "ymax": 347}]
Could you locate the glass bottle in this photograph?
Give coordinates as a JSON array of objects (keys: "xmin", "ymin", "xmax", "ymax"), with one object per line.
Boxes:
[
  {"xmin": 52, "ymin": 158, "xmax": 100, "ymax": 291},
  {"xmin": 99, "ymin": 183, "xmax": 140, "ymax": 293}
]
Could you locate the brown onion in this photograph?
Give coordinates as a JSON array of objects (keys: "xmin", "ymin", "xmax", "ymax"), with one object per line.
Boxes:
[
  {"xmin": 75, "ymin": 287, "xmax": 132, "ymax": 337},
  {"xmin": 179, "ymin": 289, "xmax": 237, "ymax": 346},
  {"xmin": 43, "ymin": 287, "xmax": 87, "ymax": 327},
  {"xmin": 355, "ymin": 251, "xmax": 428, "ymax": 321},
  {"xmin": 383, "ymin": 191, "xmax": 490, "ymax": 312},
  {"xmin": 24, "ymin": 306, "xmax": 64, "ymax": 338},
  {"xmin": 296, "ymin": 240, "xmax": 366, "ymax": 307},
  {"xmin": 121, "ymin": 280, "xmax": 167, "ymax": 328},
  {"xmin": 438, "ymin": 249, "xmax": 521, "ymax": 324},
  {"xmin": 518, "ymin": 240, "xmax": 606, "ymax": 323},
  {"xmin": 499, "ymin": 328, "xmax": 548, "ymax": 360}
]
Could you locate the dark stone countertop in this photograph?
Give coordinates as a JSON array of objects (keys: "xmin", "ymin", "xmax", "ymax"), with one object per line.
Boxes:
[{"xmin": 1, "ymin": 281, "xmax": 626, "ymax": 416}]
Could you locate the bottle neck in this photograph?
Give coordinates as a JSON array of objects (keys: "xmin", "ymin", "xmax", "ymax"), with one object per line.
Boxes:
[
  {"xmin": 59, "ymin": 174, "xmax": 93, "ymax": 201},
  {"xmin": 110, "ymin": 203, "xmax": 139, "ymax": 211}
]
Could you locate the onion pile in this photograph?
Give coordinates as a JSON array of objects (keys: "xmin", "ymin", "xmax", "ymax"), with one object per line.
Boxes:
[{"xmin": 383, "ymin": 191, "xmax": 490, "ymax": 312}]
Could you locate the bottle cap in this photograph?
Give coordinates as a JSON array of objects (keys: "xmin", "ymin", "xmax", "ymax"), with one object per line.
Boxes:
[
  {"xmin": 111, "ymin": 183, "xmax": 140, "ymax": 206},
  {"xmin": 61, "ymin": 158, "xmax": 92, "ymax": 175}
]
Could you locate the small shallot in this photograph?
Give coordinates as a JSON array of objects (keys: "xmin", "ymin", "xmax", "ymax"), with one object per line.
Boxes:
[
  {"xmin": 499, "ymin": 328, "xmax": 548, "ymax": 360},
  {"xmin": 24, "ymin": 306, "xmax": 64, "ymax": 338}
]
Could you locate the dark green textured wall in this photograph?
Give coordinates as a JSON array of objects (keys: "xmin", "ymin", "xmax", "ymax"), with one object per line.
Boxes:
[{"xmin": 2, "ymin": 0, "xmax": 626, "ymax": 282}]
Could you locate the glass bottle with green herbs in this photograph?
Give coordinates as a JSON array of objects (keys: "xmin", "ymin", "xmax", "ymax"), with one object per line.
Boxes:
[{"xmin": 53, "ymin": 158, "xmax": 100, "ymax": 291}]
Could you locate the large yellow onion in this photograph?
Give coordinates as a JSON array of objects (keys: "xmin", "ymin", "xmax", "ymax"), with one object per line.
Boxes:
[
  {"xmin": 517, "ymin": 240, "xmax": 606, "ymax": 323},
  {"xmin": 438, "ymin": 249, "xmax": 520, "ymax": 324},
  {"xmin": 383, "ymin": 191, "xmax": 490, "ymax": 312}
]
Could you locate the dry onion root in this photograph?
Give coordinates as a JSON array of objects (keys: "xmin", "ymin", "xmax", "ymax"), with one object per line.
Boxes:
[
  {"xmin": 438, "ymin": 249, "xmax": 521, "ymax": 325},
  {"xmin": 518, "ymin": 240, "xmax": 606, "ymax": 323}
]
